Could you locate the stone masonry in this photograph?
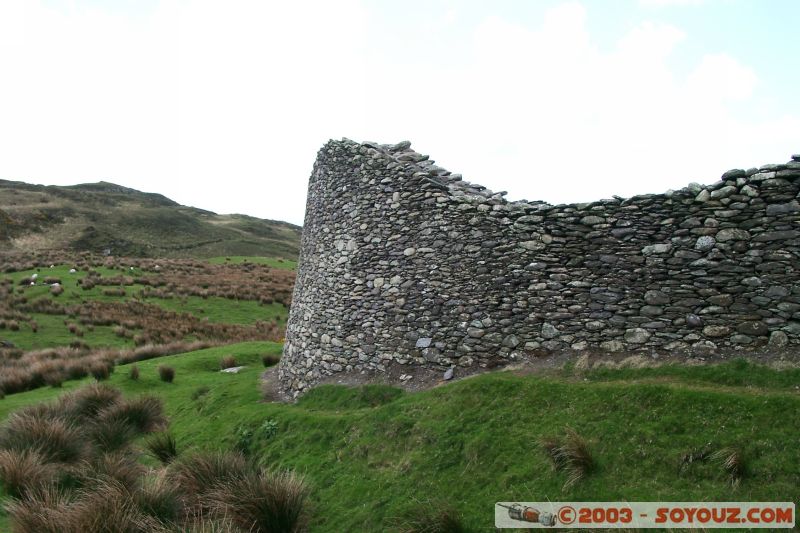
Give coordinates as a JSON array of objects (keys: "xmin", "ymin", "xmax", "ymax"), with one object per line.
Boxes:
[{"xmin": 279, "ymin": 139, "xmax": 800, "ymax": 396}]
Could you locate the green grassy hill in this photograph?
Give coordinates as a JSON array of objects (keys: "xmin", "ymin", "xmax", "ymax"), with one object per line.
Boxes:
[
  {"xmin": 0, "ymin": 179, "xmax": 301, "ymax": 259},
  {"xmin": 1, "ymin": 262, "xmax": 290, "ymax": 353},
  {"xmin": 1, "ymin": 344, "xmax": 797, "ymax": 531}
]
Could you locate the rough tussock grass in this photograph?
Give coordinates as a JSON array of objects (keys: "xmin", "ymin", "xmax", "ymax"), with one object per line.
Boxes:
[
  {"xmin": 0, "ymin": 379, "xmax": 310, "ymax": 532},
  {"xmin": 0, "ymin": 343, "xmax": 796, "ymax": 531},
  {"xmin": 392, "ymin": 500, "xmax": 472, "ymax": 533},
  {"xmin": 0, "ymin": 253, "xmax": 293, "ymax": 398},
  {"xmin": 206, "ymin": 469, "xmax": 310, "ymax": 533},
  {"xmin": 541, "ymin": 427, "xmax": 595, "ymax": 489},
  {"xmin": 145, "ymin": 432, "xmax": 179, "ymax": 465}
]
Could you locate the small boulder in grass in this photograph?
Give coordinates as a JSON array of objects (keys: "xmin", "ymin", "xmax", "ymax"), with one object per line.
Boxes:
[{"xmin": 221, "ymin": 366, "xmax": 246, "ymax": 374}]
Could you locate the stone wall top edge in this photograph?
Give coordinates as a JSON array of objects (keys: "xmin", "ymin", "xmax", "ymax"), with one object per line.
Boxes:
[{"xmin": 320, "ymin": 137, "xmax": 800, "ymax": 216}]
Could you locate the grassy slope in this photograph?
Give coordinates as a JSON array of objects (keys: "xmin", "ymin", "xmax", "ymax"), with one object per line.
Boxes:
[
  {"xmin": 1, "ymin": 265, "xmax": 288, "ymax": 350},
  {"xmin": 142, "ymin": 295, "xmax": 287, "ymax": 326},
  {"xmin": 207, "ymin": 255, "xmax": 298, "ymax": 270},
  {"xmin": 0, "ymin": 180, "xmax": 301, "ymax": 259},
  {"xmin": 0, "ymin": 345, "xmax": 798, "ymax": 532}
]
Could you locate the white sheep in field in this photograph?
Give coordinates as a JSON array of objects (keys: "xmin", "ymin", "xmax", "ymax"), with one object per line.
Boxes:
[
  {"xmin": 31, "ymin": 273, "xmax": 38, "ymax": 280},
  {"xmin": 29, "ymin": 281, "xmax": 35, "ymax": 286},
  {"xmin": 69, "ymin": 268, "xmax": 77, "ymax": 274}
]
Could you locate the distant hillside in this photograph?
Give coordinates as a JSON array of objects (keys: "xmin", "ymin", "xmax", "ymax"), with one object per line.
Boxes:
[{"xmin": 0, "ymin": 179, "xmax": 301, "ymax": 259}]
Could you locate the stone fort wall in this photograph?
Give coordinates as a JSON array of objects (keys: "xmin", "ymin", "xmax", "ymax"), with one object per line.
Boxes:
[{"xmin": 279, "ymin": 139, "xmax": 800, "ymax": 396}]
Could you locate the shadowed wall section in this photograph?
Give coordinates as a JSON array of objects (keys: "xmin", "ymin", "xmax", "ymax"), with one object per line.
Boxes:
[{"xmin": 279, "ymin": 139, "xmax": 800, "ymax": 396}]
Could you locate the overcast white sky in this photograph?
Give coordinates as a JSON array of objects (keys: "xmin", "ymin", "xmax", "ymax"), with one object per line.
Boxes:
[{"xmin": 0, "ymin": 0, "xmax": 798, "ymax": 226}]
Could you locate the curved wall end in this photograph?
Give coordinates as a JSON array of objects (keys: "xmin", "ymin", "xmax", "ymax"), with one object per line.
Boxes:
[{"xmin": 279, "ymin": 140, "xmax": 800, "ymax": 396}]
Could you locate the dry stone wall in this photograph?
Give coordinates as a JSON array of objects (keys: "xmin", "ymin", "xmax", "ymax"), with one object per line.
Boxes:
[{"xmin": 279, "ymin": 139, "xmax": 800, "ymax": 396}]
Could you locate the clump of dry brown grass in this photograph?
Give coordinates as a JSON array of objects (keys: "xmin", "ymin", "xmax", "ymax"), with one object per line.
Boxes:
[
  {"xmin": 43, "ymin": 371, "xmax": 64, "ymax": 388},
  {"xmin": 219, "ymin": 355, "xmax": 238, "ymax": 370},
  {"xmin": 0, "ymin": 384, "xmax": 230, "ymax": 531},
  {"xmin": 97, "ymin": 395, "xmax": 167, "ymax": 434},
  {"xmin": 101, "ymin": 287, "xmax": 126, "ymax": 297},
  {"xmin": 58, "ymin": 382, "xmax": 122, "ymax": 421},
  {"xmin": 711, "ymin": 447, "xmax": 746, "ymax": 488},
  {"xmin": 89, "ymin": 417, "xmax": 139, "ymax": 454},
  {"xmin": 135, "ymin": 471, "xmax": 184, "ymax": 525},
  {"xmin": 86, "ymin": 451, "xmax": 146, "ymax": 488},
  {"xmin": 540, "ymin": 426, "xmax": 595, "ymax": 490},
  {"xmin": 158, "ymin": 364, "xmax": 176, "ymax": 383},
  {"xmin": 206, "ymin": 469, "xmax": 310, "ymax": 533},
  {"xmin": 0, "ymin": 342, "xmax": 215, "ymax": 398},
  {"xmin": 145, "ymin": 432, "xmax": 179, "ymax": 465},
  {"xmin": 3, "ymin": 484, "xmax": 74, "ymax": 532},
  {"xmin": 0, "ymin": 449, "xmax": 58, "ymax": 498},
  {"xmin": 89, "ymin": 360, "xmax": 112, "ymax": 381},
  {"xmin": 0, "ymin": 412, "xmax": 86, "ymax": 464},
  {"xmin": 168, "ymin": 451, "xmax": 250, "ymax": 503},
  {"xmin": 392, "ymin": 500, "xmax": 470, "ymax": 533}
]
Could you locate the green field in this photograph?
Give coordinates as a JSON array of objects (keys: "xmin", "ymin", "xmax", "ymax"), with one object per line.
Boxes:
[
  {"xmin": 1, "ymin": 345, "xmax": 797, "ymax": 531},
  {"xmin": 142, "ymin": 295, "xmax": 287, "ymax": 326},
  {"xmin": 207, "ymin": 255, "xmax": 298, "ymax": 270},
  {"xmin": 1, "ymin": 264, "xmax": 288, "ymax": 351}
]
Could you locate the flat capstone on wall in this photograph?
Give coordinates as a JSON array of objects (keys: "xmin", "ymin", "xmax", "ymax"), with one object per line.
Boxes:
[{"xmin": 279, "ymin": 139, "xmax": 800, "ymax": 396}]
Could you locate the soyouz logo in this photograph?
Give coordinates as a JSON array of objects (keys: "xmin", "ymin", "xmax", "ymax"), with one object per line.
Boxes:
[{"xmin": 495, "ymin": 502, "xmax": 795, "ymax": 529}]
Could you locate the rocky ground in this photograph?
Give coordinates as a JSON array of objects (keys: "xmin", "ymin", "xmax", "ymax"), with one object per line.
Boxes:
[{"xmin": 263, "ymin": 348, "xmax": 800, "ymax": 401}]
